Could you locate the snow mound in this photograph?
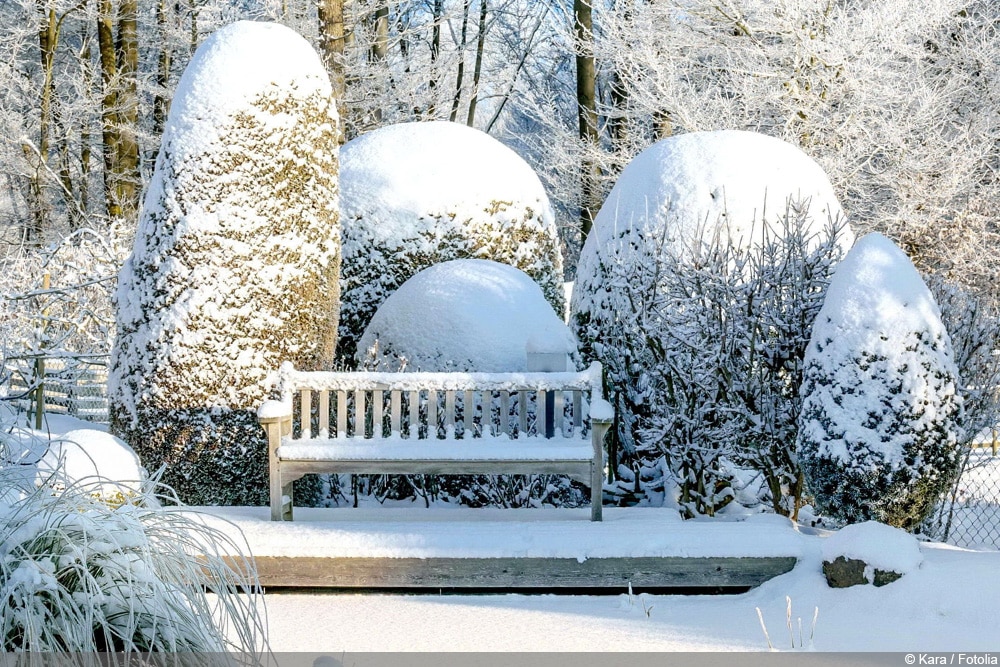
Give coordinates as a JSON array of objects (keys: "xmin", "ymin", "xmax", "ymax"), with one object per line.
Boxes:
[
  {"xmin": 37, "ymin": 429, "xmax": 145, "ymax": 494},
  {"xmin": 822, "ymin": 521, "xmax": 923, "ymax": 575},
  {"xmin": 358, "ymin": 259, "xmax": 574, "ymax": 372},
  {"xmin": 338, "ymin": 120, "xmax": 564, "ymax": 364}
]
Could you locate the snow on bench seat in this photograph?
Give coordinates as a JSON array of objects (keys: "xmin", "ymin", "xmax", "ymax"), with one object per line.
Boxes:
[
  {"xmin": 259, "ymin": 362, "xmax": 613, "ymax": 522},
  {"xmin": 277, "ymin": 438, "xmax": 594, "ymax": 462}
]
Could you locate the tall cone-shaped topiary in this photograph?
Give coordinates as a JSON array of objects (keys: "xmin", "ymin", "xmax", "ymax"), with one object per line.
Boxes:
[
  {"xmin": 109, "ymin": 22, "xmax": 341, "ymax": 505},
  {"xmin": 797, "ymin": 233, "xmax": 963, "ymax": 530}
]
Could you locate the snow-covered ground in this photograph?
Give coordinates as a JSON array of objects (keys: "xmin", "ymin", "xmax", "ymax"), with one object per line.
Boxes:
[
  {"xmin": 260, "ymin": 533, "xmax": 999, "ymax": 653},
  {"xmin": 11, "ymin": 413, "xmax": 1000, "ymax": 653}
]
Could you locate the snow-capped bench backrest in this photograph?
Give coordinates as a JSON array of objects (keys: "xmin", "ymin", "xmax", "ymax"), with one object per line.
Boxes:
[{"xmin": 259, "ymin": 361, "xmax": 608, "ymax": 442}]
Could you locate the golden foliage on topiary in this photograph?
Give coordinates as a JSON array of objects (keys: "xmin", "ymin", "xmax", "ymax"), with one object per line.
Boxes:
[{"xmin": 109, "ymin": 22, "xmax": 340, "ymax": 505}]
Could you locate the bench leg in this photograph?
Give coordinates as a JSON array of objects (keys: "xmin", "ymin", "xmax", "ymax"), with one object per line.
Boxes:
[
  {"xmin": 270, "ymin": 464, "xmax": 293, "ymax": 521},
  {"xmin": 590, "ymin": 468, "xmax": 602, "ymax": 522},
  {"xmin": 591, "ymin": 419, "xmax": 611, "ymax": 521}
]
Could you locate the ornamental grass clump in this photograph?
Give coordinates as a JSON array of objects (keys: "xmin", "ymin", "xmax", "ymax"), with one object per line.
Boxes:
[{"xmin": 0, "ymin": 466, "xmax": 267, "ymax": 654}]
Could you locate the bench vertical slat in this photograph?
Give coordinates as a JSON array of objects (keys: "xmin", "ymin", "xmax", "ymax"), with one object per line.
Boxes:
[
  {"xmin": 444, "ymin": 390, "xmax": 455, "ymax": 438},
  {"xmin": 573, "ymin": 390, "xmax": 583, "ymax": 434},
  {"xmin": 518, "ymin": 390, "xmax": 528, "ymax": 436},
  {"xmin": 499, "ymin": 391, "xmax": 510, "ymax": 436},
  {"xmin": 554, "ymin": 390, "xmax": 564, "ymax": 436},
  {"xmin": 300, "ymin": 389, "xmax": 312, "ymax": 440},
  {"xmin": 409, "ymin": 390, "xmax": 420, "ymax": 438},
  {"xmin": 427, "ymin": 390, "xmax": 437, "ymax": 439},
  {"xmin": 372, "ymin": 390, "xmax": 384, "ymax": 438},
  {"xmin": 535, "ymin": 389, "xmax": 552, "ymax": 438},
  {"xmin": 355, "ymin": 390, "xmax": 366, "ymax": 438},
  {"xmin": 318, "ymin": 390, "xmax": 330, "ymax": 439},
  {"xmin": 390, "ymin": 390, "xmax": 402, "ymax": 435},
  {"xmin": 337, "ymin": 390, "xmax": 347, "ymax": 438},
  {"xmin": 464, "ymin": 390, "xmax": 474, "ymax": 438}
]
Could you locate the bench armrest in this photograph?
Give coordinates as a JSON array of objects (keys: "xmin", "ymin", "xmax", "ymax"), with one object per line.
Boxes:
[
  {"xmin": 589, "ymin": 396, "xmax": 614, "ymax": 425},
  {"xmin": 258, "ymin": 399, "xmax": 292, "ymax": 424}
]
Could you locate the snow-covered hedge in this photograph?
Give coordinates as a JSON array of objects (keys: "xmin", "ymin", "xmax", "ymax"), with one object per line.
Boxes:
[
  {"xmin": 571, "ymin": 130, "xmax": 852, "ymax": 516},
  {"xmin": 798, "ymin": 233, "xmax": 963, "ymax": 530},
  {"xmin": 109, "ymin": 22, "xmax": 341, "ymax": 505},
  {"xmin": 339, "ymin": 120, "xmax": 565, "ymax": 366},
  {"xmin": 359, "ymin": 259, "xmax": 574, "ymax": 372}
]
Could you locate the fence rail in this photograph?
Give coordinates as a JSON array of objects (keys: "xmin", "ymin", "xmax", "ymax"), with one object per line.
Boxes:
[{"xmin": 5, "ymin": 355, "xmax": 109, "ymax": 424}]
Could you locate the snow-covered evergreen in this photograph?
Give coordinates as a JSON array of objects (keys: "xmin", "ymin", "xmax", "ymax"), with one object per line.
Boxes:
[
  {"xmin": 108, "ymin": 22, "xmax": 341, "ymax": 505},
  {"xmin": 338, "ymin": 120, "xmax": 565, "ymax": 366},
  {"xmin": 359, "ymin": 259, "xmax": 574, "ymax": 372},
  {"xmin": 798, "ymin": 233, "xmax": 963, "ymax": 530}
]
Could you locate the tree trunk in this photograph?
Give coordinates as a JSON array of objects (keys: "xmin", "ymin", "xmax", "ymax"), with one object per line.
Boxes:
[
  {"xmin": 465, "ymin": 0, "xmax": 487, "ymax": 126},
  {"xmin": 427, "ymin": 0, "xmax": 443, "ymax": 117},
  {"xmin": 608, "ymin": 69, "xmax": 627, "ymax": 149},
  {"xmin": 608, "ymin": 0, "xmax": 632, "ymax": 156},
  {"xmin": 188, "ymin": 0, "xmax": 198, "ymax": 54},
  {"xmin": 369, "ymin": 1, "xmax": 389, "ymax": 126},
  {"xmin": 28, "ymin": 0, "xmax": 59, "ymax": 244},
  {"xmin": 152, "ymin": 0, "xmax": 173, "ymax": 140},
  {"xmin": 317, "ymin": 0, "xmax": 348, "ymax": 140},
  {"xmin": 574, "ymin": 0, "xmax": 600, "ymax": 242},
  {"xmin": 96, "ymin": 0, "xmax": 119, "ymax": 218},
  {"xmin": 115, "ymin": 0, "xmax": 140, "ymax": 221},
  {"xmin": 449, "ymin": 0, "xmax": 471, "ymax": 123}
]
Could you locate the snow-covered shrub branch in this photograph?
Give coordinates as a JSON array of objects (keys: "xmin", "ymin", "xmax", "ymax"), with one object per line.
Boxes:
[
  {"xmin": 582, "ymin": 210, "xmax": 847, "ymax": 517},
  {"xmin": 1, "ymin": 228, "xmax": 124, "ymax": 360}
]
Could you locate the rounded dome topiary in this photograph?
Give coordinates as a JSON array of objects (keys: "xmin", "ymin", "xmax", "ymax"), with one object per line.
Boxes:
[
  {"xmin": 358, "ymin": 259, "xmax": 574, "ymax": 372},
  {"xmin": 339, "ymin": 120, "xmax": 565, "ymax": 366}
]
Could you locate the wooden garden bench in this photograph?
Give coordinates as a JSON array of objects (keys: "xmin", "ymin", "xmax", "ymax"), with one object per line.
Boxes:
[{"xmin": 257, "ymin": 362, "xmax": 613, "ymax": 521}]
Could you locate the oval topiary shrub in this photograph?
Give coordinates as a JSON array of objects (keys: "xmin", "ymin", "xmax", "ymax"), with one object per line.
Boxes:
[
  {"xmin": 797, "ymin": 232, "xmax": 963, "ymax": 530},
  {"xmin": 109, "ymin": 22, "xmax": 341, "ymax": 505},
  {"xmin": 339, "ymin": 120, "xmax": 564, "ymax": 366}
]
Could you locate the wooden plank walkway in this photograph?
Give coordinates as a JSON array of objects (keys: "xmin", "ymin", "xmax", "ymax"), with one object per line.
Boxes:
[
  {"xmin": 246, "ymin": 554, "xmax": 797, "ymax": 590},
  {"xmin": 193, "ymin": 506, "xmax": 805, "ymax": 592}
]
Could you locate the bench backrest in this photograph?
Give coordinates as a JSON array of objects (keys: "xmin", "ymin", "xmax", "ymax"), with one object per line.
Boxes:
[{"xmin": 267, "ymin": 362, "xmax": 606, "ymax": 442}]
